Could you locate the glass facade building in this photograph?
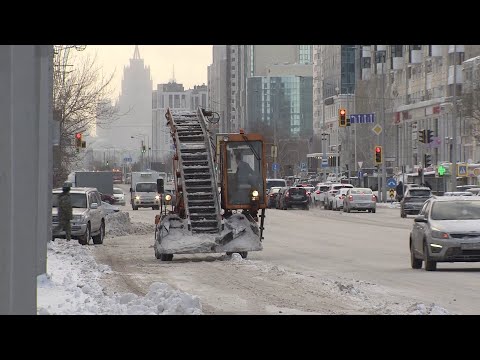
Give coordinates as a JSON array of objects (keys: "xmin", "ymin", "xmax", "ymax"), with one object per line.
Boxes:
[
  {"xmin": 298, "ymin": 45, "xmax": 313, "ymax": 64},
  {"xmin": 247, "ymin": 75, "xmax": 313, "ymax": 138}
]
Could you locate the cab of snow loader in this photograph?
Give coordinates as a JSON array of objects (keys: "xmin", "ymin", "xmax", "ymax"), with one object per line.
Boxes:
[{"xmin": 217, "ymin": 130, "xmax": 267, "ymax": 211}]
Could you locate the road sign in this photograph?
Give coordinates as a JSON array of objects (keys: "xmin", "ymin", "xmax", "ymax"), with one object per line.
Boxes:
[
  {"xmin": 358, "ymin": 171, "xmax": 363, "ymax": 179},
  {"xmin": 350, "ymin": 113, "xmax": 375, "ymax": 124},
  {"xmin": 358, "ymin": 161, "xmax": 363, "ymax": 169},
  {"xmin": 272, "ymin": 163, "xmax": 280, "ymax": 172},
  {"xmin": 389, "ymin": 188, "xmax": 395, "ymax": 199},
  {"xmin": 372, "ymin": 124, "xmax": 382, "ymax": 136},
  {"xmin": 387, "ymin": 178, "xmax": 397, "ymax": 188},
  {"xmin": 301, "ymin": 162, "xmax": 307, "ymax": 170},
  {"xmin": 123, "ymin": 157, "xmax": 132, "ymax": 163},
  {"xmin": 457, "ymin": 164, "xmax": 468, "ymax": 177},
  {"xmin": 321, "ymin": 156, "xmax": 328, "ymax": 168}
]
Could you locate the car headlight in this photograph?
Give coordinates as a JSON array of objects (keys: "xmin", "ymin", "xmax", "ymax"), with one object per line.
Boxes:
[
  {"xmin": 72, "ymin": 215, "xmax": 86, "ymax": 223},
  {"xmin": 155, "ymin": 195, "xmax": 160, "ymax": 200},
  {"xmin": 165, "ymin": 194, "xmax": 172, "ymax": 202},
  {"xmin": 431, "ymin": 230, "xmax": 449, "ymax": 239},
  {"xmin": 252, "ymin": 190, "xmax": 259, "ymax": 197},
  {"xmin": 135, "ymin": 196, "xmax": 140, "ymax": 200}
]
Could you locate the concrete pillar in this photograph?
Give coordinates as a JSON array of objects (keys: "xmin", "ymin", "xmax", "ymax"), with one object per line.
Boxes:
[{"xmin": 0, "ymin": 45, "xmax": 52, "ymax": 314}]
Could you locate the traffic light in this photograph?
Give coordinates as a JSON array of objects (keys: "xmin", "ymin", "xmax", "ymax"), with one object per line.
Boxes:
[
  {"xmin": 339, "ymin": 108, "xmax": 347, "ymax": 127},
  {"xmin": 419, "ymin": 129, "xmax": 426, "ymax": 143},
  {"xmin": 346, "ymin": 116, "xmax": 351, "ymax": 127},
  {"xmin": 438, "ymin": 164, "xmax": 446, "ymax": 176},
  {"xmin": 75, "ymin": 132, "xmax": 82, "ymax": 148},
  {"xmin": 374, "ymin": 146, "xmax": 383, "ymax": 164},
  {"xmin": 426, "ymin": 129, "xmax": 434, "ymax": 144},
  {"xmin": 142, "ymin": 145, "xmax": 146, "ymax": 153},
  {"xmin": 424, "ymin": 154, "xmax": 432, "ymax": 168}
]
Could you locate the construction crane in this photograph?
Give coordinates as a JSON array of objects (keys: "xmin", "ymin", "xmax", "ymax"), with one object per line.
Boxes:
[{"xmin": 153, "ymin": 108, "xmax": 267, "ymax": 261}]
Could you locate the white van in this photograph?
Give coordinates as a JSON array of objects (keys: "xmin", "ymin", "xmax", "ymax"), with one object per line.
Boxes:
[{"xmin": 266, "ymin": 178, "xmax": 287, "ymax": 193}]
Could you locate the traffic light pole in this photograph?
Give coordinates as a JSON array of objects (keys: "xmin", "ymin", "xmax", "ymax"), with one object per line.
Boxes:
[
  {"xmin": 451, "ymin": 45, "xmax": 458, "ymax": 192},
  {"xmin": 381, "ymin": 59, "xmax": 387, "ymax": 203}
]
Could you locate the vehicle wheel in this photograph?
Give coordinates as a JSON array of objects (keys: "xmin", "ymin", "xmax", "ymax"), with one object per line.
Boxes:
[
  {"xmin": 410, "ymin": 240, "xmax": 422, "ymax": 269},
  {"xmin": 371, "ymin": 209, "xmax": 376, "ymax": 213},
  {"xmin": 239, "ymin": 251, "xmax": 248, "ymax": 259},
  {"xmin": 160, "ymin": 254, "xmax": 173, "ymax": 261},
  {"xmin": 423, "ymin": 242, "xmax": 437, "ymax": 271},
  {"xmin": 78, "ymin": 223, "xmax": 90, "ymax": 245},
  {"xmin": 92, "ymin": 221, "xmax": 104, "ymax": 245}
]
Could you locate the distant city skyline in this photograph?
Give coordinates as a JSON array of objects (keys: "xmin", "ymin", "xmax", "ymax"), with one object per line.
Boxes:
[{"xmin": 78, "ymin": 45, "xmax": 213, "ymax": 99}]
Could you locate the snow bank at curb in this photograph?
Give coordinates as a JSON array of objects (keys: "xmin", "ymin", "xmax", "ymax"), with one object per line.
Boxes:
[
  {"xmin": 105, "ymin": 212, "xmax": 154, "ymax": 238},
  {"xmin": 37, "ymin": 239, "xmax": 203, "ymax": 315}
]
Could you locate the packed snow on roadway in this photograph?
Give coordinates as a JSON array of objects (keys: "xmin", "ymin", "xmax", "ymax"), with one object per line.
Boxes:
[{"xmin": 37, "ymin": 238, "xmax": 203, "ymax": 315}]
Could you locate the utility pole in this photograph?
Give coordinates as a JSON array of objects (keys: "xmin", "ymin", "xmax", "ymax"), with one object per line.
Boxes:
[
  {"xmin": 381, "ymin": 52, "xmax": 387, "ymax": 203},
  {"xmin": 451, "ymin": 45, "xmax": 458, "ymax": 192}
]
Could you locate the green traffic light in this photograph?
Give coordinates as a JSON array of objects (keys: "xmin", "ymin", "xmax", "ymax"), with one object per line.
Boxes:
[{"xmin": 438, "ymin": 165, "xmax": 446, "ymax": 176}]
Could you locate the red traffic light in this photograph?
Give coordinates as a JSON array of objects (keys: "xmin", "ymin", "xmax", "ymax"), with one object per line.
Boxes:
[
  {"xmin": 375, "ymin": 147, "xmax": 381, "ymax": 153},
  {"xmin": 340, "ymin": 109, "xmax": 346, "ymax": 116},
  {"xmin": 75, "ymin": 133, "xmax": 82, "ymax": 139}
]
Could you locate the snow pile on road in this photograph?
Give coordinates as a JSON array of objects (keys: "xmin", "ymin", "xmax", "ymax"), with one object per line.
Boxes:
[
  {"xmin": 105, "ymin": 212, "xmax": 154, "ymax": 238},
  {"xmin": 37, "ymin": 239, "xmax": 203, "ymax": 315},
  {"xmin": 408, "ymin": 303, "xmax": 451, "ymax": 315}
]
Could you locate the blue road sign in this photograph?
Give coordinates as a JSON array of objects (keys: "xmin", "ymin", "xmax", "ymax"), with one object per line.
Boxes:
[
  {"xmin": 321, "ymin": 157, "xmax": 328, "ymax": 168},
  {"xmin": 123, "ymin": 157, "xmax": 132, "ymax": 163},
  {"xmin": 301, "ymin": 162, "xmax": 306, "ymax": 170},
  {"xmin": 350, "ymin": 113, "xmax": 375, "ymax": 124},
  {"xmin": 272, "ymin": 163, "xmax": 280, "ymax": 172},
  {"xmin": 358, "ymin": 171, "xmax": 363, "ymax": 179},
  {"xmin": 387, "ymin": 178, "xmax": 397, "ymax": 188},
  {"xmin": 457, "ymin": 164, "xmax": 467, "ymax": 177}
]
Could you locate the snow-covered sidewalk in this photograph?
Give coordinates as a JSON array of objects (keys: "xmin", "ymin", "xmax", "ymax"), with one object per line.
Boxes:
[{"xmin": 37, "ymin": 239, "xmax": 203, "ymax": 315}]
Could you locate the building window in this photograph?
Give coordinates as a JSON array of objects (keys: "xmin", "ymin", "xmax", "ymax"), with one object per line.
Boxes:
[
  {"xmin": 232, "ymin": 66, "xmax": 236, "ymax": 70},
  {"xmin": 232, "ymin": 74, "xmax": 235, "ymax": 78}
]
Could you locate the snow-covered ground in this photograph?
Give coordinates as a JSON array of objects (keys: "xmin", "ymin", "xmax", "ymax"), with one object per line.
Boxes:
[
  {"xmin": 37, "ymin": 239, "xmax": 203, "ymax": 315},
  {"xmin": 105, "ymin": 211, "xmax": 154, "ymax": 237}
]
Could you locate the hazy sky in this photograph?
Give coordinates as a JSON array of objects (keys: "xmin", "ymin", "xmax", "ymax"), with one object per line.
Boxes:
[{"xmin": 80, "ymin": 45, "xmax": 213, "ymax": 98}]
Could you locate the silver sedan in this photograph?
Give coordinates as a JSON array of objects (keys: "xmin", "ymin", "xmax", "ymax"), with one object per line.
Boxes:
[
  {"xmin": 343, "ymin": 188, "xmax": 376, "ymax": 213},
  {"xmin": 410, "ymin": 196, "xmax": 480, "ymax": 271}
]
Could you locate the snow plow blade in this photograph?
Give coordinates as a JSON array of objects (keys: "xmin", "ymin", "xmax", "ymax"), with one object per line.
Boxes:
[{"xmin": 154, "ymin": 213, "xmax": 263, "ymax": 256}]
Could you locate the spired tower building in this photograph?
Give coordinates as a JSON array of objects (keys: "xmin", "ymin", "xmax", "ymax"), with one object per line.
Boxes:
[{"xmin": 99, "ymin": 46, "xmax": 152, "ymax": 166}]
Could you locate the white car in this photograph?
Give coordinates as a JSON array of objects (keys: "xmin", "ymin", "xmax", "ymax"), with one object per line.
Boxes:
[
  {"xmin": 113, "ymin": 187, "xmax": 126, "ymax": 205},
  {"xmin": 312, "ymin": 183, "xmax": 332, "ymax": 206},
  {"xmin": 332, "ymin": 188, "xmax": 350, "ymax": 211},
  {"xmin": 324, "ymin": 183, "xmax": 354, "ymax": 210}
]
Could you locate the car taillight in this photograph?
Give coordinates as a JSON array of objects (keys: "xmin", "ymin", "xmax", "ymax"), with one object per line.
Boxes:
[
  {"xmin": 372, "ymin": 195, "xmax": 376, "ymax": 202},
  {"xmin": 348, "ymin": 195, "xmax": 353, "ymax": 201},
  {"xmin": 285, "ymin": 192, "xmax": 290, "ymax": 197},
  {"xmin": 315, "ymin": 190, "xmax": 320, "ymax": 194},
  {"xmin": 339, "ymin": 195, "xmax": 343, "ymax": 200},
  {"xmin": 270, "ymin": 194, "xmax": 274, "ymax": 197}
]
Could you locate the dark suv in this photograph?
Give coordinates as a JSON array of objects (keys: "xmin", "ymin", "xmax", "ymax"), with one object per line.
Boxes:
[
  {"xmin": 401, "ymin": 187, "xmax": 432, "ymax": 218},
  {"xmin": 278, "ymin": 186, "xmax": 309, "ymax": 210}
]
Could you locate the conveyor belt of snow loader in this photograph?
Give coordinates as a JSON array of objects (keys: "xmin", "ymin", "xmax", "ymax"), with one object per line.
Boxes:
[{"xmin": 169, "ymin": 109, "xmax": 222, "ymax": 234}]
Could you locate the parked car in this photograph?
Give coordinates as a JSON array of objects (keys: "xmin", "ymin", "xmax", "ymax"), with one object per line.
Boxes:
[
  {"xmin": 332, "ymin": 188, "xmax": 351, "ymax": 211},
  {"xmin": 267, "ymin": 187, "xmax": 282, "ymax": 208},
  {"xmin": 278, "ymin": 186, "xmax": 309, "ymax": 210},
  {"xmin": 466, "ymin": 188, "xmax": 480, "ymax": 196},
  {"xmin": 52, "ymin": 187, "xmax": 106, "ymax": 245},
  {"xmin": 324, "ymin": 183, "xmax": 354, "ymax": 210},
  {"xmin": 343, "ymin": 187, "xmax": 376, "ymax": 213},
  {"xmin": 409, "ymin": 196, "xmax": 480, "ymax": 271},
  {"xmin": 401, "ymin": 187, "xmax": 432, "ymax": 218},
  {"xmin": 113, "ymin": 187, "xmax": 126, "ymax": 205}
]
